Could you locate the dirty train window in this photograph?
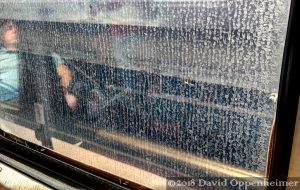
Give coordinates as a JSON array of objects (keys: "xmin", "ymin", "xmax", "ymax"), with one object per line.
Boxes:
[{"xmin": 0, "ymin": 0, "xmax": 292, "ymax": 189}]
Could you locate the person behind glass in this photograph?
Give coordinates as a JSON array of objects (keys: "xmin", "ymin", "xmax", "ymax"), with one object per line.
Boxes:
[
  {"xmin": 53, "ymin": 53, "xmax": 107, "ymax": 121},
  {"xmin": 0, "ymin": 21, "xmax": 20, "ymax": 101},
  {"xmin": 51, "ymin": 53, "xmax": 77, "ymax": 110},
  {"xmin": 53, "ymin": 60, "xmax": 102, "ymax": 121},
  {"xmin": 52, "ymin": 54, "xmax": 94, "ymax": 121},
  {"xmin": 0, "ymin": 21, "xmax": 75, "ymax": 107}
]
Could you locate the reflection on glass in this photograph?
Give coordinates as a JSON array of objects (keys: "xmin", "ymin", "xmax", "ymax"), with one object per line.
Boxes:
[{"xmin": 0, "ymin": 0, "xmax": 291, "ymax": 185}]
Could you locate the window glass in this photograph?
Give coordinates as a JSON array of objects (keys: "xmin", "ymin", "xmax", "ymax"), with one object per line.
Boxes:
[{"xmin": 0, "ymin": 0, "xmax": 291, "ymax": 188}]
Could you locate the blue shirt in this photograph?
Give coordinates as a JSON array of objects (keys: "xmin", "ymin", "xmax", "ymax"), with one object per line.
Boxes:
[
  {"xmin": 0, "ymin": 50, "xmax": 64, "ymax": 101},
  {"xmin": 52, "ymin": 52, "xmax": 64, "ymax": 67},
  {"xmin": 0, "ymin": 48, "xmax": 20, "ymax": 101}
]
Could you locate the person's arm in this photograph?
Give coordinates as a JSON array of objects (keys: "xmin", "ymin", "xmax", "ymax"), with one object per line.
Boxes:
[
  {"xmin": 56, "ymin": 64, "xmax": 77, "ymax": 109},
  {"xmin": 56, "ymin": 64, "xmax": 72, "ymax": 89},
  {"xmin": 52, "ymin": 53, "xmax": 77, "ymax": 109}
]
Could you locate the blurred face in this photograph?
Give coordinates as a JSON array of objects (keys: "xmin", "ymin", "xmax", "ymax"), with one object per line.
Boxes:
[{"xmin": 2, "ymin": 24, "xmax": 17, "ymax": 49}]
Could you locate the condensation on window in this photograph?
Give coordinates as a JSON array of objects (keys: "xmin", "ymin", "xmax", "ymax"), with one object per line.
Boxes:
[{"xmin": 0, "ymin": 0, "xmax": 291, "ymax": 184}]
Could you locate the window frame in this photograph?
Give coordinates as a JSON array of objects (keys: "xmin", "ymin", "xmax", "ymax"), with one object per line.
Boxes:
[
  {"xmin": 0, "ymin": 133, "xmax": 149, "ymax": 190},
  {"xmin": 267, "ymin": 0, "xmax": 300, "ymax": 187}
]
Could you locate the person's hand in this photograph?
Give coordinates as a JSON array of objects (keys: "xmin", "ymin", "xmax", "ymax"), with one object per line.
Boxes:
[{"xmin": 65, "ymin": 92, "xmax": 77, "ymax": 109}]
